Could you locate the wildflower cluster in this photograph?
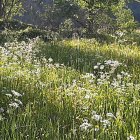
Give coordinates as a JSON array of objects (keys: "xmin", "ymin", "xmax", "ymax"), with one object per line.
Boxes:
[
  {"xmin": 0, "ymin": 88, "xmax": 23, "ymax": 120},
  {"xmin": 0, "ymin": 39, "xmax": 139, "ymax": 139}
]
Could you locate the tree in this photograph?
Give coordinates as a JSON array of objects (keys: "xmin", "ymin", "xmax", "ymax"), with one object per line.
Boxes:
[
  {"xmin": 40, "ymin": 0, "xmax": 81, "ymax": 29},
  {"xmin": 112, "ymin": 0, "xmax": 136, "ymax": 32},
  {"xmin": 0, "ymin": 0, "xmax": 3, "ymax": 18},
  {"xmin": 73, "ymin": 1, "xmax": 116, "ymax": 35},
  {"xmin": 75, "ymin": 0, "xmax": 136, "ymax": 36},
  {"xmin": 0, "ymin": 0, "xmax": 24, "ymax": 20}
]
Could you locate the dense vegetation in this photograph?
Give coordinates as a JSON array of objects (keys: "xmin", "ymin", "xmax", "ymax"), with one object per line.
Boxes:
[
  {"xmin": 0, "ymin": 0, "xmax": 140, "ymax": 140},
  {"xmin": 0, "ymin": 38, "xmax": 140, "ymax": 139}
]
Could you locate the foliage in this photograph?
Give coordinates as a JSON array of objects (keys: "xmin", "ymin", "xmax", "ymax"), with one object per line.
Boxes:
[
  {"xmin": 112, "ymin": 0, "xmax": 136, "ymax": 32},
  {"xmin": 0, "ymin": 20, "xmax": 60, "ymax": 44},
  {"xmin": 0, "ymin": 19, "xmax": 27, "ymax": 30},
  {"xmin": 59, "ymin": 18, "xmax": 74, "ymax": 38},
  {"xmin": 0, "ymin": 0, "xmax": 24, "ymax": 20},
  {"xmin": 0, "ymin": 1, "xmax": 140, "ymax": 138}
]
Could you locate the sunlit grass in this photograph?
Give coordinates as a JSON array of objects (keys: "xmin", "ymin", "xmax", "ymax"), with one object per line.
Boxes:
[{"xmin": 0, "ymin": 38, "xmax": 140, "ymax": 139}]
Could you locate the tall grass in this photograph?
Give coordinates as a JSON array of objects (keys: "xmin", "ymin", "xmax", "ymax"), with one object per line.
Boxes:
[{"xmin": 0, "ymin": 38, "xmax": 140, "ymax": 140}]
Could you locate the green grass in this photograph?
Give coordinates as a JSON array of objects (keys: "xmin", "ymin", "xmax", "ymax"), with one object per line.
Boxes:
[{"xmin": 0, "ymin": 38, "xmax": 140, "ymax": 140}]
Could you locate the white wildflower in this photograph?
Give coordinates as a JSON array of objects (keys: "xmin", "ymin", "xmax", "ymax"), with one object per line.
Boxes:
[
  {"xmin": 95, "ymin": 127, "xmax": 99, "ymax": 132},
  {"xmin": 94, "ymin": 65, "xmax": 98, "ymax": 69},
  {"xmin": 104, "ymin": 60, "xmax": 112, "ymax": 65},
  {"xmin": 82, "ymin": 106, "xmax": 89, "ymax": 110},
  {"xmin": 92, "ymin": 114, "xmax": 102, "ymax": 121},
  {"xmin": 101, "ymin": 119, "xmax": 111, "ymax": 127},
  {"xmin": 0, "ymin": 107, "xmax": 4, "ymax": 113},
  {"xmin": 111, "ymin": 80, "xmax": 119, "ymax": 88},
  {"xmin": 100, "ymin": 74, "xmax": 106, "ymax": 79},
  {"xmin": 9, "ymin": 102, "xmax": 19, "ymax": 108},
  {"xmin": 110, "ymin": 61, "xmax": 121, "ymax": 68},
  {"xmin": 116, "ymin": 31, "xmax": 124, "ymax": 37},
  {"xmin": 127, "ymin": 135, "xmax": 135, "ymax": 140},
  {"xmin": 5, "ymin": 94, "xmax": 12, "ymax": 97},
  {"xmin": 72, "ymin": 128, "xmax": 77, "ymax": 135},
  {"xmin": 14, "ymin": 99, "xmax": 23, "ymax": 105},
  {"xmin": 82, "ymin": 73, "xmax": 95, "ymax": 79},
  {"xmin": 126, "ymin": 83, "xmax": 133, "ymax": 87},
  {"xmin": 100, "ymin": 65, "xmax": 104, "ymax": 70},
  {"xmin": 55, "ymin": 63, "xmax": 60, "ymax": 68},
  {"xmin": 80, "ymin": 119, "xmax": 92, "ymax": 131},
  {"xmin": 11, "ymin": 90, "xmax": 22, "ymax": 97},
  {"xmin": 97, "ymin": 62, "xmax": 101, "ymax": 65},
  {"xmin": 85, "ymin": 94, "xmax": 91, "ymax": 99},
  {"xmin": 67, "ymin": 92, "xmax": 75, "ymax": 96},
  {"xmin": 48, "ymin": 57, "xmax": 53, "ymax": 63},
  {"xmin": 106, "ymin": 113, "xmax": 116, "ymax": 118},
  {"xmin": 117, "ymin": 74, "xmax": 122, "ymax": 80},
  {"xmin": 89, "ymin": 79, "xmax": 94, "ymax": 83},
  {"xmin": 105, "ymin": 60, "xmax": 121, "ymax": 68},
  {"xmin": 60, "ymin": 64, "xmax": 65, "ymax": 67},
  {"xmin": 72, "ymin": 79, "xmax": 77, "ymax": 84},
  {"xmin": 93, "ymin": 93, "xmax": 98, "ymax": 97}
]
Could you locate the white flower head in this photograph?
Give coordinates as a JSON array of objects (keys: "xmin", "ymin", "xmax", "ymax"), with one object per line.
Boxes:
[
  {"xmin": 92, "ymin": 114, "xmax": 102, "ymax": 121},
  {"xmin": 97, "ymin": 62, "xmax": 101, "ymax": 66},
  {"xmin": 100, "ymin": 65, "xmax": 104, "ymax": 70},
  {"xmin": 117, "ymin": 74, "xmax": 122, "ymax": 80},
  {"xmin": 0, "ymin": 107, "xmax": 4, "ymax": 113},
  {"xmin": 105, "ymin": 60, "xmax": 121, "ymax": 68},
  {"xmin": 11, "ymin": 90, "xmax": 22, "ymax": 97},
  {"xmin": 101, "ymin": 119, "xmax": 111, "ymax": 127},
  {"xmin": 94, "ymin": 65, "xmax": 98, "ymax": 69},
  {"xmin": 80, "ymin": 119, "xmax": 92, "ymax": 131},
  {"xmin": 95, "ymin": 127, "xmax": 99, "ymax": 132},
  {"xmin": 9, "ymin": 102, "xmax": 19, "ymax": 108},
  {"xmin": 48, "ymin": 57, "xmax": 53, "ymax": 63},
  {"xmin": 89, "ymin": 79, "xmax": 94, "ymax": 83},
  {"xmin": 127, "ymin": 135, "xmax": 135, "ymax": 140},
  {"xmin": 55, "ymin": 63, "xmax": 60, "ymax": 68},
  {"xmin": 106, "ymin": 113, "xmax": 116, "ymax": 118},
  {"xmin": 14, "ymin": 99, "xmax": 23, "ymax": 105},
  {"xmin": 85, "ymin": 94, "xmax": 91, "ymax": 99},
  {"xmin": 5, "ymin": 94, "xmax": 12, "ymax": 97}
]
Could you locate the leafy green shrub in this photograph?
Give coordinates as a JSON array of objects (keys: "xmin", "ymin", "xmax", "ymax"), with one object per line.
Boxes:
[
  {"xmin": 125, "ymin": 31, "xmax": 140, "ymax": 45},
  {"xmin": 0, "ymin": 20, "xmax": 34, "ymax": 44},
  {"xmin": 0, "ymin": 26, "xmax": 60, "ymax": 45},
  {"xmin": 59, "ymin": 18, "xmax": 74, "ymax": 38},
  {"xmin": 0, "ymin": 29, "xmax": 18, "ymax": 44},
  {"xmin": 18, "ymin": 27, "xmax": 60, "ymax": 42},
  {"xmin": 111, "ymin": 31, "xmax": 140, "ymax": 45},
  {"xmin": 93, "ymin": 33, "xmax": 115, "ymax": 44},
  {"xmin": 0, "ymin": 19, "xmax": 31, "ymax": 31}
]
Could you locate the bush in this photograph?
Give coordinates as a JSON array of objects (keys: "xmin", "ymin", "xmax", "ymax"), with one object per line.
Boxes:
[
  {"xmin": 0, "ymin": 25, "xmax": 60, "ymax": 45},
  {"xmin": 0, "ymin": 19, "xmax": 31, "ymax": 31},
  {"xmin": 0, "ymin": 29, "xmax": 18, "ymax": 44},
  {"xmin": 18, "ymin": 27, "xmax": 60, "ymax": 42}
]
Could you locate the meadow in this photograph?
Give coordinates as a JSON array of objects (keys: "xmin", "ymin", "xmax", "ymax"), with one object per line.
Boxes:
[{"xmin": 0, "ymin": 38, "xmax": 140, "ymax": 140}]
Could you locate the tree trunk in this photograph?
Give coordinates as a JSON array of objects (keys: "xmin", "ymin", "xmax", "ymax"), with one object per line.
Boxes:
[{"xmin": 0, "ymin": 0, "xmax": 3, "ymax": 18}]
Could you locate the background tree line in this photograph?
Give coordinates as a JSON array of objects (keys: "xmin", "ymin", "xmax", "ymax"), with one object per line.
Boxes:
[{"xmin": 0, "ymin": 0, "xmax": 140, "ymax": 44}]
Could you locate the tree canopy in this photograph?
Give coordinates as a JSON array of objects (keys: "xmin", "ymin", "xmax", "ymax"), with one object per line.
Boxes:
[{"xmin": 0, "ymin": 0, "xmax": 23, "ymax": 20}]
